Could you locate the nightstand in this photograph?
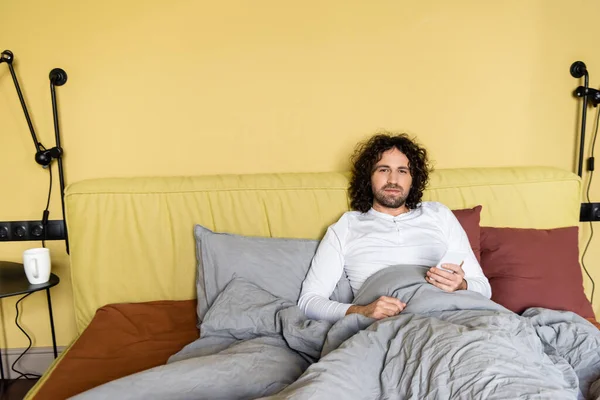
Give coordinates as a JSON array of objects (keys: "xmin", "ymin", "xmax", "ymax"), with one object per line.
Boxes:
[{"xmin": 0, "ymin": 261, "xmax": 60, "ymax": 381}]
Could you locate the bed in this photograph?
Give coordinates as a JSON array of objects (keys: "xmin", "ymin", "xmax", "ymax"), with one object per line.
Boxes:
[{"xmin": 25, "ymin": 166, "xmax": 599, "ymax": 399}]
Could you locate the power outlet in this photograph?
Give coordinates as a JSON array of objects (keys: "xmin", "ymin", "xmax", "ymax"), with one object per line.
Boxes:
[
  {"xmin": 580, "ymin": 203, "xmax": 600, "ymax": 222},
  {"xmin": 0, "ymin": 220, "xmax": 66, "ymax": 241},
  {"xmin": 0, "ymin": 223, "xmax": 8, "ymax": 240}
]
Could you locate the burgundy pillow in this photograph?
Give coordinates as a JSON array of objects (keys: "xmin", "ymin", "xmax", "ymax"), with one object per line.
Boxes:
[
  {"xmin": 480, "ymin": 226, "xmax": 595, "ymax": 319},
  {"xmin": 451, "ymin": 205, "xmax": 482, "ymax": 263}
]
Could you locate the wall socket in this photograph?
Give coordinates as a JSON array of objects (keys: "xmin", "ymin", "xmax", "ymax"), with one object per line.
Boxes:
[
  {"xmin": 0, "ymin": 220, "xmax": 66, "ymax": 242},
  {"xmin": 580, "ymin": 203, "xmax": 600, "ymax": 222}
]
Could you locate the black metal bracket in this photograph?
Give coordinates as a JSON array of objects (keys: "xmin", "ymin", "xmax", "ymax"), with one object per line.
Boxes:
[{"xmin": 574, "ymin": 86, "xmax": 600, "ymax": 107}]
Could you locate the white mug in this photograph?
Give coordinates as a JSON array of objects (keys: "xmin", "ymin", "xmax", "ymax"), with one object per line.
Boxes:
[{"xmin": 23, "ymin": 248, "xmax": 51, "ymax": 284}]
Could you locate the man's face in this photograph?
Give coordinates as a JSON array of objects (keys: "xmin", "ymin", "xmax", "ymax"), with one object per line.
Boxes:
[{"xmin": 370, "ymin": 148, "xmax": 412, "ymax": 212}]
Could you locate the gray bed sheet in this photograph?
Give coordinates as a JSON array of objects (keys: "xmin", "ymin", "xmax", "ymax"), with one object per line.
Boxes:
[{"xmin": 69, "ymin": 265, "xmax": 600, "ymax": 400}]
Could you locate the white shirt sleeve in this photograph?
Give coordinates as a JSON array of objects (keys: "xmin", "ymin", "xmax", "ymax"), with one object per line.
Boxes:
[
  {"xmin": 442, "ymin": 205, "xmax": 492, "ymax": 299},
  {"xmin": 298, "ymin": 218, "xmax": 352, "ymax": 322}
]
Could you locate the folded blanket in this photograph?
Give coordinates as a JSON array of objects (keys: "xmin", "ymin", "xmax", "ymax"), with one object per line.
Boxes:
[{"xmin": 70, "ymin": 265, "xmax": 600, "ymax": 400}]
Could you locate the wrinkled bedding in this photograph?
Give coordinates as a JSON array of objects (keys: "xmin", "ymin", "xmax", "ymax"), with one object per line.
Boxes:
[{"xmin": 70, "ymin": 265, "xmax": 600, "ymax": 400}]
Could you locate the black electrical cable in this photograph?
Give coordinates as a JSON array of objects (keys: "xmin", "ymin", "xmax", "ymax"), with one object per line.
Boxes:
[
  {"xmin": 7, "ymin": 293, "xmax": 42, "ymax": 383},
  {"xmin": 41, "ymin": 154, "xmax": 52, "ymax": 248}
]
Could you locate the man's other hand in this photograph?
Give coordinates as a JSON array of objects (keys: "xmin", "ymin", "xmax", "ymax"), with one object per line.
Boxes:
[
  {"xmin": 346, "ymin": 296, "xmax": 406, "ymax": 319},
  {"xmin": 426, "ymin": 263, "xmax": 467, "ymax": 292}
]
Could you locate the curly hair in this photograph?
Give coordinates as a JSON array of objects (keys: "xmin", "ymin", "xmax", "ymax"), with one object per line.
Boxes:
[{"xmin": 349, "ymin": 132, "xmax": 431, "ymax": 213}]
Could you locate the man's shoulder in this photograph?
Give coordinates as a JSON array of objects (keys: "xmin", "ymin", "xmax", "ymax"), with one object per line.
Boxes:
[
  {"xmin": 323, "ymin": 211, "xmax": 363, "ymax": 241},
  {"xmin": 328, "ymin": 210, "xmax": 365, "ymax": 229},
  {"xmin": 335, "ymin": 210, "xmax": 363, "ymax": 223},
  {"xmin": 418, "ymin": 201, "xmax": 453, "ymax": 217}
]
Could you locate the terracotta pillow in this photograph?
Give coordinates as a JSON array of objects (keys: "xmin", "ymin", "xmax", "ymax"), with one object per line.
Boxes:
[
  {"xmin": 480, "ymin": 226, "xmax": 595, "ymax": 319},
  {"xmin": 451, "ymin": 205, "xmax": 482, "ymax": 263}
]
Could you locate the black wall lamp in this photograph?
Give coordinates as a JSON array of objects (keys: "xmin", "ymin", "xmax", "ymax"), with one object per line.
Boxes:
[
  {"xmin": 571, "ymin": 62, "xmax": 600, "ymax": 174},
  {"xmin": 571, "ymin": 61, "xmax": 600, "ymax": 223},
  {"xmin": 0, "ymin": 50, "xmax": 69, "ymax": 253}
]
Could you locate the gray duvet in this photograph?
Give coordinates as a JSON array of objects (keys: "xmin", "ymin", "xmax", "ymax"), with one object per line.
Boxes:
[{"xmin": 70, "ymin": 265, "xmax": 600, "ymax": 400}]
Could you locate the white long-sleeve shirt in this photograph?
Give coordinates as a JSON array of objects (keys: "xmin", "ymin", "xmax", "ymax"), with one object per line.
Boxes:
[{"xmin": 298, "ymin": 202, "xmax": 492, "ymax": 322}]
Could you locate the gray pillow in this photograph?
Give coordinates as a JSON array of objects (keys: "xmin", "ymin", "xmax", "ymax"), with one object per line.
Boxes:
[{"xmin": 194, "ymin": 224, "xmax": 353, "ymax": 324}]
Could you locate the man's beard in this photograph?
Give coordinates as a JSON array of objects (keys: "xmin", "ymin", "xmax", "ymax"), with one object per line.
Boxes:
[{"xmin": 373, "ymin": 185, "xmax": 409, "ymax": 209}]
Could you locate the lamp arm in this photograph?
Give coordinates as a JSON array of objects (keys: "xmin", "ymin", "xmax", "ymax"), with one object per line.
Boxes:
[
  {"xmin": 1, "ymin": 50, "xmax": 43, "ymax": 153},
  {"xmin": 50, "ymin": 69, "xmax": 70, "ymax": 254},
  {"xmin": 578, "ymin": 73, "xmax": 590, "ymax": 178}
]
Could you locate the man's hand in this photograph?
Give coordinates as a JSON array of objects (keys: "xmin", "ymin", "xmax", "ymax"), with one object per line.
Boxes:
[
  {"xmin": 426, "ymin": 263, "xmax": 468, "ymax": 292},
  {"xmin": 346, "ymin": 296, "xmax": 406, "ymax": 319}
]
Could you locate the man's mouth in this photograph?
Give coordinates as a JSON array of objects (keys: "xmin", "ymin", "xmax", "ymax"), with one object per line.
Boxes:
[{"xmin": 384, "ymin": 188, "xmax": 402, "ymax": 194}]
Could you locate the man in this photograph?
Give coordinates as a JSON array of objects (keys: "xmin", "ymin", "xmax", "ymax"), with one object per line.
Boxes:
[{"xmin": 298, "ymin": 132, "xmax": 491, "ymax": 322}]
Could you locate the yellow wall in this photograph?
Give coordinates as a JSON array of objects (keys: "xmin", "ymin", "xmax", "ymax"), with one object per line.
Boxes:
[{"xmin": 1, "ymin": 0, "xmax": 600, "ymax": 349}]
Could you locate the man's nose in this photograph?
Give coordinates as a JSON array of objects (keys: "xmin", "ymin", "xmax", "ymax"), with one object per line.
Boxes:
[{"xmin": 387, "ymin": 171, "xmax": 400, "ymax": 184}]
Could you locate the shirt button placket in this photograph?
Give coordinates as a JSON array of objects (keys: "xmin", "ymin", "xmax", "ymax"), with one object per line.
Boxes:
[{"xmin": 393, "ymin": 219, "xmax": 401, "ymax": 244}]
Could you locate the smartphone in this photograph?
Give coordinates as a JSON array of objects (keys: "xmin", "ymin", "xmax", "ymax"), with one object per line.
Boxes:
[{"xmin": 436, "ymin": 250, "xmax": 466, "ymax": 272}]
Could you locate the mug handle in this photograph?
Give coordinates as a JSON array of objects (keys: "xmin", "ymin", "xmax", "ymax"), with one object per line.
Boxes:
[{"xmin": 32, "ymin": 258, "xmax": 39, "ymax": 279}]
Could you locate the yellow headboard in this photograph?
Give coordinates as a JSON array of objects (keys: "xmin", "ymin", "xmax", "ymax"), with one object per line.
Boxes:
[{"xmin": 64, "ymin": 166, "xmax": 581, "ymax": 332}]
